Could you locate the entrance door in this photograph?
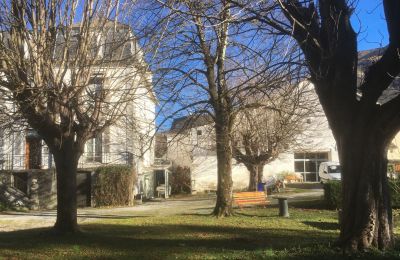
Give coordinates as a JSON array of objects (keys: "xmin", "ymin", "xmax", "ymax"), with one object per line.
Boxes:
[
  {"xmin": 154, "ymin": 170, "xmax": 165, "ymax": 189},
  {"xmin": 294, "ymin": 152, "xmax": 329, "ymax": 182},
  {"xmin": 25, "ymin": 135, "xmax": 42, "ymax": 169}
]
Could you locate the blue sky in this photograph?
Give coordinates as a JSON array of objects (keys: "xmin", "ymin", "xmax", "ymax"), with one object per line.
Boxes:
[
  {"xmin": 352, "ymin": 1, "xmax": 388, "ymax": 50},
  {"xmin": 154, "ymin": 1, "xmax": 390, "ymax": 131}
]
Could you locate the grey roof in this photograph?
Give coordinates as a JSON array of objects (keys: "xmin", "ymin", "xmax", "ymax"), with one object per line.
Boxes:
[
  {"xmin": 169, "ymin": 114, "xmax": 213, "ymax": 133},
  {"xmin": 54, "ymin": 20, "xmax": 140, "ymax": 64},
  {"xmin": 358, "ymin": 47, "xmax": 386, "ymax": 69},
  {"xmin": 0, "ymin": 20, "xmax": 141, "ymax": 65},
  {"xmin": 358, "ymin": 47, "xmax": 400, "ymax": 103}
]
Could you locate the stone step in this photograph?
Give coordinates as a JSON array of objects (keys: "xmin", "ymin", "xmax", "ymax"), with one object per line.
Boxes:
[{"xmin": 0, "ymin": 184, "xmax": 31, "ymax": 209}]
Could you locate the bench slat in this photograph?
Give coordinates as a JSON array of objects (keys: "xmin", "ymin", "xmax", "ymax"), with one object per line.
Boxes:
[{"xmin": 233, "ymin": 191, "xmax": 269, "ymax": 208}]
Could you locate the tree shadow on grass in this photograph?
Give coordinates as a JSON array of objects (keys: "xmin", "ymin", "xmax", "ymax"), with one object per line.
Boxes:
[
  {"xmin": 302, "ymin": 221, "xmax": 339, "ymax": 231},
  {"xmin": 0, "ymin": 223, "xmax": 334, "ymax": 252},
  {"xmin": 2, "ymin": 223, "xmax": 396, "ymax": 259},
  {"xmin": 289, "ymin": 199, "xmax": 330, "ymax": 210},
  {"xmin": 179, "ymin": 212, "xmax": 214, "ymax": 216},
  {"xmin": 233, "ymin": 211, "xmax": 278, "ymax": 218},
  {"xmin": 0, "ymin": 211, "xmax": 150, "ymax": 219}
]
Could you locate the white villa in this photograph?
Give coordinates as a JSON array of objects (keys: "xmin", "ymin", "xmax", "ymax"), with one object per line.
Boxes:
[{"xmin": 0, "ymin": 21, "xmax": 157, "ymax": 204}]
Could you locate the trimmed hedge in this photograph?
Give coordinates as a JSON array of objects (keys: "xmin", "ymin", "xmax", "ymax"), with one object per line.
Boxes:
[
  {"xmin": 323, "ymin": 179, "xmax": 400, "ymax": 209},
  {"xmin": 323, "ymin": 181, "xmax": 342, "ymax": 209},
  {"xmin": 92, "ymin": 165, "xmax": 136, "ymax": 207}
]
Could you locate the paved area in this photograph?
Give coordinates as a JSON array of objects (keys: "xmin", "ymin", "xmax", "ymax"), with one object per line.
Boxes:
[{"xmin": 0, "ymin": 190, "xmax": 323, "ymax": 232}]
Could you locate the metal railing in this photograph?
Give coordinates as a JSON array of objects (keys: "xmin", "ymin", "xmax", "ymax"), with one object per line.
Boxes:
[
  {"xmin": 0, "ymin": 154, "xmax": 26, "ymax": 170},
  {"xmin": 0, "ymin": 151, "xmax": 134, "ymax": 170},
  {"xmin": 153, "ymin": 158, "xmax": 171, "ymax": 167},
  {"xmin": 78, "ymin": 151, "xmax": 134, "ymax": 168}
]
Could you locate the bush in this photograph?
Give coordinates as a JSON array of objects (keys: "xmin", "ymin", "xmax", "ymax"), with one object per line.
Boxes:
[
  {"xmin": 323, "ymin": 179, "xmax": 400, "ymax": 209},
  {"xmin": 323, "ymin": 181, "xmax": 342, "ymax": 210},
  {"xmin": 92, "ymin": 165, "xmax": 136, "ymax": 207},
  {"xmin": 388, "ymin": 178, "xmax": 400, "ymax": 208},
  {"xmin": 169, "ymin": 166, "xmax": 191, "ymax": 195}
]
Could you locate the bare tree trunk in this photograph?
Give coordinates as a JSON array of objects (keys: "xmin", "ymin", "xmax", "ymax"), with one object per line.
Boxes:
[
  {"xmin": 213, "ymin": 118, "xmax": 233, "ymax": 217},
  {"xmin": 52, "ymin": 139, "xmax": 80, "ymax": 233},
  {"xmin": 243, "ymin": 164, "xmax": 258, "ymax": 191},
  {"xmin": 338, "ymin": 131, "xmax": 394, "ymax": 251},
  {"xmin": 257, "ymin": 163, "xmax": 265, "ymax": 184}
]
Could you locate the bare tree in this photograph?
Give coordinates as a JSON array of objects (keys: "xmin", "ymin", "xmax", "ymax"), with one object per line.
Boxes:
[
  {"xmin": 231, "ymin": 0, "xmax": 400, "ymax": 251},
  {"xmin": 0, "ymin": 0, "xmax": 151, "ymax": 232},
  {"xmin": 233, "ymin": 83, "xmax": 318, "ymax": 190},
  {"xmin": 137, "ymin": 0, "xmax": 300, "ymax": 216}
]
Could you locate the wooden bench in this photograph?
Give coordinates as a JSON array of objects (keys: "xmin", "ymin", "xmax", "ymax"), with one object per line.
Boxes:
[{"xmin": 233, "ymin": 191, "xmax": 269, "ymax": 208}]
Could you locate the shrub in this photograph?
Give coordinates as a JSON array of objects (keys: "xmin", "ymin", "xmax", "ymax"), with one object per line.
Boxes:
[
  {"xmin": 323, "ymin": 179, "xmax": 400, "ymax": 209},
  {"xmin": 323, "ymin": 181, "xmax": 342, "ymax": 210},
  {"xmin": 388, "ymin": 178, "xmax": 400, "ymax": 208},
  {"xmin": 169, "ymin": 166, "xmax": 191, "ymax": 195},
  {"xmin": 92, "ymin": 165, "xmax": 136, "ymax": 207}
]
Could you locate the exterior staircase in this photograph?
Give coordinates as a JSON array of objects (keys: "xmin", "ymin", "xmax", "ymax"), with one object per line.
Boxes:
[{"xmin": 0, "ymin": 183, "xmax": 31, "ymax": 210}]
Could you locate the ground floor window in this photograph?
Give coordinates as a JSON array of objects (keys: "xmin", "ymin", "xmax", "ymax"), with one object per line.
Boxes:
[{"xmin": 294, "ymin": 152, "xmax": 329, "ymax": 182}]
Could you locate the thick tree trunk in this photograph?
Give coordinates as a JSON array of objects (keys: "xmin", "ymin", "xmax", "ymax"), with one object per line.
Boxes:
[
  {"xmin": 245, "ymin": 164, "xmax": 258, "ymax": 191},
  {"xmin": 52, "ymin": 140, "xmax": 80, "ymax": 233},
  {"xmin": 213, "ymin": 119, "xmax": 234, "ymax": 217},
  {"xmin": 337, "ymin": 132, "xmax": 394, "ymax": 251}
]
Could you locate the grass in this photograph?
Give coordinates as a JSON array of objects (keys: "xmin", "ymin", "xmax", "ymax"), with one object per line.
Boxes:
[{"xmin": 0, "ymin": 202, "xmax": 400, "ymax": 259}]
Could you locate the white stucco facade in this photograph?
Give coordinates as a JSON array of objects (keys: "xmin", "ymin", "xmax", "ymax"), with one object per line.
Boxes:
[
  {"xmin": 0, "ymin": 23, "xmax": 156, "ymax": 176},
  {"xmin": 164, "ymin": 86, "xmax": 342, "ymax": 191}
]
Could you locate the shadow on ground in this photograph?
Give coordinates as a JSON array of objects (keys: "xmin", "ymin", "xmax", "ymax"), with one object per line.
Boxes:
[
  {"xmin": 0, "ymin": 223, "xmax": 336, "ymax": 258},
  {"xmin": 303, "ymin": 221, "xmax": 339, "ymax": 231},
  {"xmin": 0, "ymin": 211, "xmax": 150, "ymax": 219}
]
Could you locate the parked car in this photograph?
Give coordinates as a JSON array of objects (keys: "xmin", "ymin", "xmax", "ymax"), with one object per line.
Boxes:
[{"xmin": 319, "ymin": 162, "xmax": 341, "ymax": 183}]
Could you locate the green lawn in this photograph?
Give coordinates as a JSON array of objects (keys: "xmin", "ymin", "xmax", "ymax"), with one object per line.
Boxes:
[{"xmin": 1, "ymin": 202, "xmax": 400, "ymax": 259}]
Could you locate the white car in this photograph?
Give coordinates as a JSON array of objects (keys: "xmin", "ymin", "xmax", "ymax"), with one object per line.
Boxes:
[{"xmin": 319, "ymin": 162, "xmax": 341, "ymax": 183}]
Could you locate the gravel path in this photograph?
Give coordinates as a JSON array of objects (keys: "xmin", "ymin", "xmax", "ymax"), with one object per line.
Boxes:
[{"xmin": 0, "ymin": 190, "xmax": 323, "ymax": 232}]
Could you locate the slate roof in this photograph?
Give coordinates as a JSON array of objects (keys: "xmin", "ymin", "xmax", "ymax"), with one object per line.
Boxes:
[
  {"xmin": 0, "ymin": 20, "xmax": 141, "ymax": 65},
  {"xmin": 54, "ymin": 20, "xmax": 140, "ymax": 64},
  {"xmin": 357, "ymin": 47, "xmax": 400, "ymax": 103},
  {"xmin": 169, "ymin": 114, "xmax": 213, "ymax": 133}
]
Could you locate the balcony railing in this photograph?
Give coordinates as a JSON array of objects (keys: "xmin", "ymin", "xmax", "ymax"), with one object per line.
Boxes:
[
  {"xmin": 0, "ymin": 151, "xmax": 134, "ymax": 171},
  {"xmin": 153, "ymin": 158, "xmax": 171, "ymax": 167}
]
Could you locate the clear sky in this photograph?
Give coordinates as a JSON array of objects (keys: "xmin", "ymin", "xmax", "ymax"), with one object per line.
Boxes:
[
  {"xmin": 154, "ymin": 1, "xmax": 390, "ymax": 131},
  {"xmin": 351, "ymin": 1, "xmax": 389, "ymax": 50}
]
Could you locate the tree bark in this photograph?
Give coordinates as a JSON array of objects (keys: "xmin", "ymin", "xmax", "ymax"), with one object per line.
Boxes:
[
  {"xmin": 213, "ymin": 117, "xmax": 234, "ymax": 217},
  {"xmin": 337, "ymin": 130, "xmax": 394, "ymax": 251},
  {"xmin": 52, "ymin": 139, "xmax": 80, "ymax": 233},
  {"xmin": 245, "ymin": 164, "xmax": 258, "ymax": 191},
  {"xmin": 257, "ymin": 163, "xmax": 264, "ymax": 184},
  {"xmin": 271, "ymin": 0, "xmax": 399, "ymax": 252}
]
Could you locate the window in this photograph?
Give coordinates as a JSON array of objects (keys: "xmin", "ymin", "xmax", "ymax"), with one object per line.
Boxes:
[
  {"xmin": 197, "ymin": 130, "xmax": 202, "ymax": 136},
  {"xmin": 89, "ymin": 77, "xmax": 104, "ymax": 96},
  {"xmin": 86, "ymin": 134, "xmax": 102, "ymax": 163},
  {"xmin": 86, "ymin": 76, "xmax": 104, "ymax": 112},
  {"xmin": 294, "ymin": 152, "xmax": 329, "ymax": 182}
]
